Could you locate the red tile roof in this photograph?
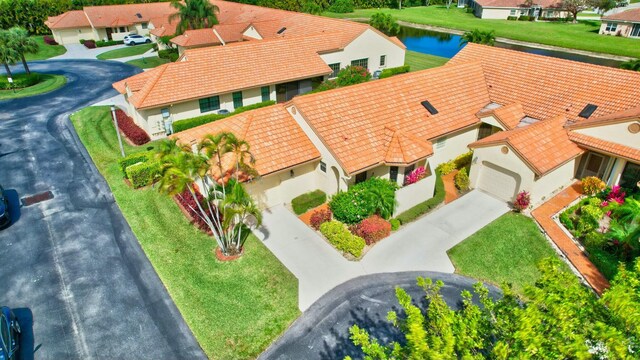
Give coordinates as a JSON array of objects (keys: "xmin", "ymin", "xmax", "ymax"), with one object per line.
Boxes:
[
  {"xmin": 170, "ymin": 28, "xmax": 221, "ymax": 47},
  {"xmin": 567, "ymin": 105, "xmax": 640, "ymax": 129},
  {"xmin": 568, "ymin": 132, "xmax": 640, "ymax": 163},
  {"xmin": 603, "ymin": 8, "xmax": 640, "ymax": 22},
  {"xmin": 383, "ymin": 127, "xmax": 434, "ymax": 165},
  {"xmin": 82, "ymin": 2, "xmax": 176, "ymax": 28},
  {"xmin": 469, "ymin": 115, "xmax": 584, "ymax": 175},
  {"xmin": 149, "ymin": 14, "xmax": 178, "ymax": 37},
  {"xmin": 45, "ymin": 11, "xmax": 91, "ymax": 29},
  {"xmin": 170, "ymin": 105, "xmax": 320, "ymax": 176},
  {"xmin": 477, "ymin": 102, "xmax": 526, "ymax": 130}
]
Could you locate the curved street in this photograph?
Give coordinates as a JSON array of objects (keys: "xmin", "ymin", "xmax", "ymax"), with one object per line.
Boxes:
[{"xmin": 0, "ymin": 60, "xmax": 205, "ymax": 359}]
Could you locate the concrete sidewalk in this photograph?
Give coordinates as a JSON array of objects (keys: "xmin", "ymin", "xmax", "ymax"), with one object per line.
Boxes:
[{"xmin": 256, "ymin": 190, "xmax": 508, "ymax": 310}]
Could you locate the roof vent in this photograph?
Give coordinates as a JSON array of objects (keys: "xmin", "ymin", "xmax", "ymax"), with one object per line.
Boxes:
[
  {"xmin": 579, "ymin": 104, "xmax": 598, "ymax": 118},
  {"xmin": 136, "ymin": 13, "xmax": 142, "ymax": 19},
  {"xmin": 277, "ymin": 27, "xmax": 286, "ymax": 34},
  {"xmin": 421, "ymin": 100, "xmax": 438, "ymax": 115}
]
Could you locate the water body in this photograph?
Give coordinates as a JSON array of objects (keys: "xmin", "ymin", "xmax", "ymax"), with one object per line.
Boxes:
[{"xmin": 397, "ymin": 26, "xmax": 623, "ymax": 68}]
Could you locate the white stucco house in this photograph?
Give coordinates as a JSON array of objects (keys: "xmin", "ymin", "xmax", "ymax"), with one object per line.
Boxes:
[
  {"xmin": 600, "ymin": 8, "xmax": 640, "ymax": 38},
  {"xmin": 470, "ymin": 0, "xmax": 568, "ymax": 19}
]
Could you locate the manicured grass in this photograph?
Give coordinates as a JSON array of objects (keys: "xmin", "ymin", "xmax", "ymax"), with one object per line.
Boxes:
[
  {"xmin": 448, "ymin": 212, "xmax": 563, "ymax": 292},
  {"xmin": 24, "ymin": 36, "xmax": 67, "ymax": 60},
  {"xmin": 70, "ymin": 106, "xmax": 299, "ymax": 359},
  {"xmin": 405, "ymin": 50, "xmax": 448, "ymax": 71},
  {"xmin": 125, "ymin": 56, "xmax": 170, "ymax": 69},
  {"xmin": 324, "ymin": 6, "xmax": 640, "ymax": 58},
  {"xmin": 0, "ymin": 74, "xmax": 66, "ymax": 100},
  {"xmin": 97, "ymin": 43, "xmax": 154, "ymax": 60}
]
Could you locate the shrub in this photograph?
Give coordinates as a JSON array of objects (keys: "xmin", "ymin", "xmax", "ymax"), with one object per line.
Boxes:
[
  {"xmin": 310, "ymin": 208, "xmax": 332, "ymax": 230},
  {"xmin": 43, "ymin": 35, "xmax": 58, "ymax": 45},
  {"xmin": 584, "ymin": 231, "xmax": 607, "ymax": 248},
  {"xmin": 79, "ymin": 39, "xmax": 86, "ymax": 44},
  {"xmin": 328, "ymin": 0, "xmax": 354, "ymax": 13},
  {"xmin": 436, "ymin": 161, "xmax": 456, "ymax": 175},
  {"xmin": 404, "ymin": 166, "xmax": 426, "ymax": 186},
  {"xmin": 158, "ymin": 49, "xmax": 179, "ymax": 62},
  {"xmin": 518, "ymin": 15, "xmax": 530, "ymax": 21},
  {"xmin": 175, "ymin": 189, "xmax": 210, "ymax": 231},
  {"xmin": 396, "ymin": 172, "xmax": 444, "ymax": 224},
  {"xmin": 0, "ymin": 73, "xmax": 40, "ymax": 90},
  {"xmin": 379, "ymin": 65, "xmax": 410, "ymax": 79},
  {"xmin": 582, "ymin": 176, "xmax": 606, "ymax": 196},
  {"xmin": 292, "ymin": 190, "xmax": 327, "ymax": 215},
  {"xmin": 329, "ymin": 177, "xmax": 398, "ymax": 224},
  {"xmin": 117, "ymin": 152, "xmax": 151, "ymax": 178},
  {"xmin": 454, "ymin": 168, "xmax": 470, "ymax": 191},
  {"xmin": 115, "ymin": 109, "xmax": 150, "ymax": 145},
  {"xmin": 513, "ymin": 190, "xmax": 530, "ymax": 212},
  {"xmin": 172, "ymin": 101, "xmax": 276, "ymax": 133},
  {"xmin": 390, "ymin": 218, "xmax": 400, "ymax": 231},
  {"xmin": 320, "ymin": 221, "xmax": 365, "ymax": 257},
  {"xmin": 507, "ymin": 16, "xmax": 518, "ymax": 20},
  {"xmin": 312, "ymin": 80, "xmax": 339, "ymax": 93},
  {"xmin": 336, "ymin": 65, "xmax": 371, "ymax": 87},
  {"xmin": 369, "ymin": 12, "xmax": 400, "ymax": 35},
  {"xmin": 559, "ymin": 210, "xmax": 575, "ymax": 231},
  {"xmin": 453, "ymin": 151, "xmax": 473, "ymax": 170},
  {"xmin": 577, "ymin": 202, "xmax": 604, "ymax": 235},
  {"xmin": 96, "ymin": 40, "xmax": 124, "ymax": 47},
  {"xmin": 125, "ymin": 160, "xmax": 160, "ymax": 188},
  {"xmin": 83, "ymin": 40, "xmax": 96, "ymax": 49},
  {"xmin": 352, "ymin": 215, "xmax": 391, "ymax": 245}
]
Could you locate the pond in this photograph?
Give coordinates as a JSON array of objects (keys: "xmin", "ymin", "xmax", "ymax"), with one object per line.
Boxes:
[{"xmin": 397, "ymin": 26, "xmax": 623, "ymax": 68}]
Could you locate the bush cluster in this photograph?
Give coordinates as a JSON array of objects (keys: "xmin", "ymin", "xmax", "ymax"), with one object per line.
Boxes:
[
  {"xmin": 518, "ymin": 15, "xmax": 534, "ymax": 21},
  {"xmin": 172, "ymin": 101, "xmax": 276, "ymax": 133},
  {"xmin": 117, "ymin": 151, "xmax": 152, "ymax": 178},
  {"xmin": 351, "ymin": 215, "xmax": 391, "ymax": 245},
  {"xmin": 83, "ymin": 40, "xmax": 96, "ymax": 49},
  {"xmin": 436, "ymin": 161, "xmax": 456, "ymax": 175},
  {"xmin": 126, "ymin": 160, "xmax": 160, "ymax": 188},
  {"xmin": 507, "ymin": 16, "xmax": 518, "ymax": 20},
  {"xmin": 43, "ymin": 35, "xmax": 58, "ymax": 45},
  {"xmin": 292, "ymin": 190, "xmax": 327, "ymax": 215},
  {"xmin": 582, "ymin": 176, "xmax": 606, "ymax": 196},
  {"xmin": 115, "ymin": 109, "xmax": 150, "ymax": 145},
  {"xmin": 404, "ymin": 166, "xmax": 426, "ymax": 186},
  {"xmin": 396, "ymin": 172, "xmax": 444, "ymax": 224},
  {"xmin": 328, "ymin": 0, "xmax": 354, "ymax": 13},
  {"xmin": 175, "ymin": 189, "xmax": 210, "ymax": 231},
  {"xmin": 158, "ymin": 49, "xmax": 179, "ymax": 62},
  {"xmin": 378, "ymin": 65, "xmax": 410, "ymax": 79},
  {"xmin": 96, "ymin": 39, "xmax": 124, "ymax": 47},
  {"xmin": 454, "ymin": 168, "xmax": 470, "ymax": 191},
  {"xmin": 329, "ymin": 177, "xmax": 398, "ymax": 224},
  {"xmin": 453, "ymin": 151, "xmax": 473, "ymax": 170},
  {"xmin": 513, "ymin": 190, "xmax": 531, "ymax": 212},
  {"xmin": 0, "ymin": 73, "xmax": 40, "ymax": 89},
  {"xmin": 310, "ymin": 208, "xmax": 332, "ymax": 230},
  {"xmin": 390, "ymin": 218, "xmax": 400, "ymax": 231},
  {"xmin": 320, "ymin": 221, "xmax": 366, "ymax": 258}
]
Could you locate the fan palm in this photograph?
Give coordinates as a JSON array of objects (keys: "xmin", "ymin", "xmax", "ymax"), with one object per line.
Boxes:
[
  {"xmin": 170, "ymin": 0, "xmax": 219, "ymax": 35},
  {"xmin": 460, "ymin": 29, "xmax": 496, "ymax": 47},
  {"xmin": 0, "ymin": 30, "xmax": 19, "ymax": 79},
  {"xmin": 364, "ymin": 186, "xmax": 396, "ymax": 219},
  {"xmin": 9, "ymin": 27, "xmax": 38, "ymax": 75}
]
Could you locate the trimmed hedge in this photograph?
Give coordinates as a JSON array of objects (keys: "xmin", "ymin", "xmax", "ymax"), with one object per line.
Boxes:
[
  {"xmin": 158, "ymin": 49, "xmax": 179, "ymax": 62},
  {"xmin": 396, "ymin": 171, "xmax": 445, "ymax": 225},
  {"xmin": 44, "ymin": 35, "xmax": 58, "ymax": 45},
  {"xmin": 83, "ymin": 40, "xmax": 96, "ymax": 49},
  {"xmin": 126, "ymin": 160, "xmax": 160, "ymax": 188},
  {"xmin": 351, "ymin": 215, "xmax": 391, "ymax": 245},
  {"xmin": 172, "ymin": 100, "xmax": 276, "ymax": 133},
  {"xmin": 320, "ymin": 220, "xmax": 366, "ymax": 258},
  {"xmin": 118, "ymin": 151, "xmax": 152, "ymax": 178},
  {"xmin": 115, "ymin": 109, "xmax": 150, "ymax": 145},
  {"xmin": 96, "ymin": 40, "xmax": 124, "ymax": 47},
  {"xmin": 0, "ymin": 73, "xmax": 40, "ymax": 90},
  {"xmin": 378, "ymin": 65, "xmax": 410, "ymax": 79},
  {"xmin": 292, "ymin": 190, "xmax": 326, "ymax": 215}
]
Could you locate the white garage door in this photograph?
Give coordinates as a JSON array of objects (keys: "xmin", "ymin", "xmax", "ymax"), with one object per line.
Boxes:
[{"xmin": 476, "ymin": 162, "xmax": 520, "ymax": 202}]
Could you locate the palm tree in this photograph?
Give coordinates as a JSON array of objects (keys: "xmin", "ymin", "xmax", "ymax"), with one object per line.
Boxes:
[
  {"xmin": 620, "ymin": 59, "xmax": 640, "ymax": 72},
  {"xmin": 219, "ymin": 179, "xmax": 262, "ymax": 254},
  {"xmin": 170, "ymin": 0, "xmax": 219, "ymax": 35},
  {"xmin": 9, "ymin": 27, "xmax": 38, "ymax": 75},
  {"xmin": 364, "ymin": 186, "xmax": 396, "ymax": 219},
  {"xmin": 459, "ymin": 29, "xmax": 496, "ymax": 47},
  {"xmin": 0, "ymin": 30, "xmax": 19, "ymax": 79}
]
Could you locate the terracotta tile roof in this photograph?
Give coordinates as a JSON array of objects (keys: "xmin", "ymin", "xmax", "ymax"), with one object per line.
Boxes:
[
  {"xmin": 170, "ymin": 105, "xmax": 320, "ymax": 176},
  {"xmin": 149, "ymin": 14, "xmax": 178, "ymax": 37},
  {"xmin": 469, "ymin": 115, "xmax": 584, "ymax": 175},
  {"xmin": 291, "ymin": 62, "xmax": 491, "ymax": 174},
  {"xmin": 567, "ymin": 105, "xmax": 640, "ymax": 129},
  {"xmin": 115, "ymin": 36, "xmax": 333, "ymax": 109},
  {"xmin": 383, "ymin": 127, "xmax": 434, "ymax": 165},
  {"xmin": 449, "ymin": 44, "xmax": 640, "ymax": 123},
  {"xmin": 45, "ymin": 10, "xmax": 90, "ymax": 29},
  {"xmin": 474, "ymin": 0, "xmax": 561, "ymax": 7},
  {"xmin": 388, "ymin": 36, "xmax": 407, "ymax": 49},
  {"xmin": 603, "ymin": 8, "xmax": 640, "ymax": 22},
  {"xmin": 477, "ymin": 102, "xmax": 526, "ymax": 130},
  {"xmin": 82, "ymin": 2, "xmax": 176, "ymax": 28},
  {"xmin": 568, "ymin": 132, "xmax": 640, "ymax": 163},
  {"xmin": 171, "ymin": 28, "xmax": 221, "ymax": 47},
  {"xmin": 112, "ymin": 65, "xmax": 168, "ymax": 94}
]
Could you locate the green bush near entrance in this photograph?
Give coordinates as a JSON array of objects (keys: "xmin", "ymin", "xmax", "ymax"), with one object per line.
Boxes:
[{"xmin": 292, "ymin": 190, "xmax": 327, "ymax": 215}]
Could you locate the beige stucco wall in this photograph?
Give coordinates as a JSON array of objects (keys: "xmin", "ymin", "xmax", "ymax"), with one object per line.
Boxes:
[
  {"xmin": 478, "ymin": 7, "xmax": 514, "ymax": 19},
  {"xmin": 574, "ymin": 121, "xmax": 640, "ymax": 149},
  {"xmin": 320, "ymin": 28, "xmax": 405, "ymax": 74},
  {"xmin": 477, "ymin": 6, "xmax": 567, "ymax": 19},
  {"xmin": 599, "ymin": 22, "xmax": 635, "ymax": 37},
  {"xmin": 470, "ymin": 145, "xmax": 536, "ymax": 197},
  {"xmin": 243, "ymin": 25, "xmax": 262, "ymax": 40},
  {"xmin": 530, "ymin": 159, "xmax": 578, "ymax": 206},
  {"xmin": 394, "ymin": 166, "xmax": 437, "ymax": 215},
  {"xmin": 430, "ymin": 126, "xmax": 479, "ymax": 167},
  {"xmin": 245, "ymin": 161, "xmax": 320, "ymax": 209},
  {"xmin": 53, "ymin": 27, "xmax": 95, "ymax": 45}
]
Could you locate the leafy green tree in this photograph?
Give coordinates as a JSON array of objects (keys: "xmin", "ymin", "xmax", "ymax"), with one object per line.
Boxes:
[
  {"xmin": 0, "ymin": 30, "xmax": 19, "ymax": 78},
  {"xmin": 460, "ymin": 29, "xmax": 496, "ymax": 46},
  {"xmin": 347, "ymin": 258, "xmax": 639, "ymax": 359},
  {"xmin": 328, "ymin": 0, "xmax": 354, "ymax": 13},
  {"xmin": 9, "ymin": 27, "xmax": 38, "ymax": 75},
  {"xmin": 170, "ymin": 0, "xmax": 220, "ymax": 35},
  {"xmin": 369, "ymin": 13, "xmax": 400, "ymax": 36},
  {"xmin": 302, "ymin": 0, "xmax": 323, "ymax": 14},
  {"xmin": 620, "ymin": 59, "xmax": 640, "ymax": 72}
]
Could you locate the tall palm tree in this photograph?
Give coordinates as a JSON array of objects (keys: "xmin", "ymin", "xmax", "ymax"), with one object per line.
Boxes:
[
  {"xmin": 459, "ymin": 29, "xmax": 496, "ymax": 47},
  {"xmin": 170, "ymin": 0, "xmax": 219, "ymax": 35},
  {"xmin": 0, "ymin": 30, "xmax": 19, "ymax": 79},
  {"xmin": 219, "ymin": 179, "xmax": 262, "ymax": 254},
  {"xmin": 199, "ymin": 132, "xmax": 257, "ymax": 185},
  {"xmin": 9, "ymin": 27, "xmax": 38, "ymax": 75}
]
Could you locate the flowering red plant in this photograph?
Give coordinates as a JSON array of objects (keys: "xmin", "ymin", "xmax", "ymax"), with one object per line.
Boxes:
[
  {"xmin": 351, "ymin": 215, "xmax": 391, "ymax": 245},
  {"xmin": 115, "ymin": 109, "xmax": 150, "ymax": 145},
  {"xmin": 404, "ymin": 166, "xmax": 426, "ymax": 186},
  {"xmin": 310, "ymin": 208, "xmax": 332, "ymax": 230},
  {"xmin": 513, "ymin": 191, "xmax": 530, "ymax": 212},
  {"xmin": 606, "ymin": 185, "xmax": 626, "ymax": 205}
]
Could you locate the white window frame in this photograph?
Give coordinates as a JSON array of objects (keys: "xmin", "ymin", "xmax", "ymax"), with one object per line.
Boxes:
[
  {"xmin": 510, "ymin": 9, "xmax": 516, "ymax": 16},
  {"xmin": 380, "ymin": 55, "xmax": 386, "ymax": 67},
  {"xmin": 605, "ymin": 22, "xmax": 617, "ymax": 32}
]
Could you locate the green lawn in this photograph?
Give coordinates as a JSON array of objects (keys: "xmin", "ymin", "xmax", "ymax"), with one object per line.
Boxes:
[
  {"xmin": 0, "ymin": 74, "xmax": 66, "ymax": 100},
  {"xmin": 70, "ymin": 106, "xmax": 299, "ymax": 359},
  {"xmin": 97, "ymin": 43, "xmax": 155, "ymax": 60},
  {"xmin": 448, "ymin": 212, "xmax": 563, "ymax": 293},
  {"xmin": 325, "ymin": 6, "xmax": 640, "ymax": 58},
  {"xmin": 125, "ymin": 56, "xmax": 170, "ymax": 69},
  {"xmin": 25, "ymin": 36, "xmax": 66, "ymax": 60},
  {"xmin": 405, "ymin": 50, "xmax": 448, "ymax": 71}
]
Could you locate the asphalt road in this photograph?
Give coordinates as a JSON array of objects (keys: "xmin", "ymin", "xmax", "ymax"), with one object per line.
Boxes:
[
  {"xmin": 0, "ymin": 61, "xmax": 205, "ymax": 359},
  {"xmin": 260, "ymin": 272, "xmax": 501, "ymax": 360}
]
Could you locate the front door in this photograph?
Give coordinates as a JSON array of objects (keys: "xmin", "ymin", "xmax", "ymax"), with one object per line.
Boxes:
[
  {"xmin": 631, "ymin": 24, "xmax": 640, "ymax": 38},
  {"xmin": 106, "ymin": 28, "xmax": 113, "ymax": 41},
  {"xmin": 579, "ymin": 152, "xmax": 609, "ymax": 179}
]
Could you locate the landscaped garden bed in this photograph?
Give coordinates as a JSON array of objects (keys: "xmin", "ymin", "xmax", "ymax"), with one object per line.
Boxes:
[
  {"xmin": 558, "ymin": 176, "xmax": 640, "ymax": 279},
  {"xmin": 0, "ymin": 73, "xmax": 67, "ymax": 100}
]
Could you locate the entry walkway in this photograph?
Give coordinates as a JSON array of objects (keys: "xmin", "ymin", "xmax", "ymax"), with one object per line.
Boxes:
[
  {"xmin": 256, "ymin": 190, "xmax": 508, "ymax": 310},
  {"xmin": 531, "ymin": 181, "xmax": 610, "ymax": 294}
]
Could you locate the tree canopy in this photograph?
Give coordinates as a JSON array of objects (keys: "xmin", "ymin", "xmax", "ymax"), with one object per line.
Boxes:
[{"xmin": 170, "ymin": 0, "xmax": 220, "ymax": 35}]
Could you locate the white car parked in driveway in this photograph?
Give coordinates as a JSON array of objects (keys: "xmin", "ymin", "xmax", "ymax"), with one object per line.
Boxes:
[{"xmin": 123, "ymin": 34, "xmax": 151, "ymax": 45}]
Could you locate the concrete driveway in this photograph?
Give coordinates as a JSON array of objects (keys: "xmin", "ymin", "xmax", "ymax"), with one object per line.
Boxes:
[
  {"xmin": 0, "ymin": 61, "xmax": 205, "ymax": 359},
  {"xmin": 257, "ymin": 190, "xmax": 509, "ymax": 310},
  {"xmin": 259, "ymin": 272, "xmax": 501, "ymax": 360}
]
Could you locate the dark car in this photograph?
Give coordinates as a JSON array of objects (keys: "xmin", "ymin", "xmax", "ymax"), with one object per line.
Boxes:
[
  {"xmin": 0, "ymin": 186, "xmax": 9, "ymax": 228},
  {"xmin": 0, "ymin": 307, "xmax": 20, "ymax": 360}
]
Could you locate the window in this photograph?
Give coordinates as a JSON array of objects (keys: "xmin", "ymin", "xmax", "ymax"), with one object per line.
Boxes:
[
  {"xmin": 632, "ymin": 24, "xmax": 640, "ymax": 37},
  {"xmin": 520, "ymin": 9, "xmax": 528, "ymax": 15},
  {"xmin": 510, "ymin": 9, "xmax": 516, "ymax": 16},
  {"xmin": 390, "ymin": 166, "xmax": 398, "ymax": 183},
  {"xmin": 546, "ymin": 10, "xmax": 554, "ymax": 17},
  {"xmin": 232, "ymin": 91, "xmax": 243, "ymax": 109},
  {"xmin": 119, "ymin": 26, "xmax": 126, "ymax": 32},
  {"xmin": 261, "ymin": 86, "xmax": 270, "ymax": 102},
  {"xmin": 142, "ymin": 22, "xmax": 148, "ymax": 29},
  {"xmin": 380, "ymin": 55, "xmax": 386, "ymax": 67},
  {"xmin": 319, "ymin": 161, "xmax": 327, "ymax": 173},
  {"xmin": 436, "ymin": 137, "xmax": 446, "ymax": 149},
  {"xmin": 619, "ymin": 162, "xmax": 640, "ymax": 190},
  {"xmin": 198, "ymin": 96, "xmax": 220, "ymax": 113},
  {"xmin": 477, "ymin": 123, "xmax": 495, "ymax": 140},
  {"xmin": 328, "ymin": 63, "xmax": 340, "ymax": 78},
  {"xmin": 606, "ymin": 22, "xmax": 618, "ymax": 32},
  {"xmin": 355, "ymin": 172, "xmax": 367, "ymax": 184},
  {"xmin": 351, "ymin": 58, "xmax": 368, "ymax": 69}
]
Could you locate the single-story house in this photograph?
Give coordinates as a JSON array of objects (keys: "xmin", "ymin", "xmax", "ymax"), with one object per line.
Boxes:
[
  {"xmin": 470, "ymin": 0, "xmax": 567, "ymax": 19},
  {"xmin": 600, "ymin": 8, "xmax": 640, "ymax": 38}
]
